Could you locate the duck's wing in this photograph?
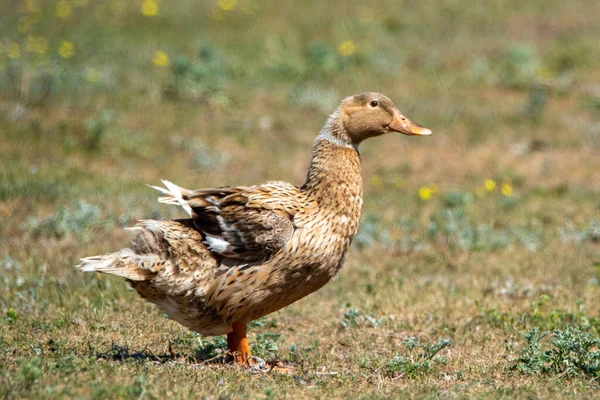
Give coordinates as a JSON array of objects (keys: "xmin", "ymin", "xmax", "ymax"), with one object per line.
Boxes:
[{"xmin": 150, "ymin": 180, "xmax": 315, "ymax": 262}]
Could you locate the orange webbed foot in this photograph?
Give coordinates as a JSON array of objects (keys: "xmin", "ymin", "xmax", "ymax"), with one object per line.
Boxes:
[
  {"xmin": 226, "ymin": 323, "xmax": 294, "ymax": 373},
  {"xmin": 227, "ymin": 322, "xmax": 253, "ymax": 366}
]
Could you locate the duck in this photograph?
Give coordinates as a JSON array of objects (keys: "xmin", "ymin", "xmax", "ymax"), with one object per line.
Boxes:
[{"xmin": 78, "ymin": 92, "xmax": 431, "ymax": 366}]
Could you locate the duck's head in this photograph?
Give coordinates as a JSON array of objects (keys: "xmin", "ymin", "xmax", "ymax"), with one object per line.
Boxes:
[{"xmin": 335, "ymin": 92, "xmax": 432, "ymax": 145}]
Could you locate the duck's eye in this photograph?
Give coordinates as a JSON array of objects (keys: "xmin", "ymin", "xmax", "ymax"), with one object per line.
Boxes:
[{"xmin": 370, "ymin": 100, "xmax": 379, "ymax": 107}]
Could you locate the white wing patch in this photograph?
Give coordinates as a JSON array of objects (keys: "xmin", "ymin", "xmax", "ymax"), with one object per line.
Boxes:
[{"xmin": 204, "ymin": 234, "xmax": 233, "ymax": 253}]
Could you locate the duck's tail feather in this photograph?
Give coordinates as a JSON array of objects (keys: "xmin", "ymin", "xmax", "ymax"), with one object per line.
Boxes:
[
  {"xmin": 77, "ymin": 220, "xmax": 177, "ymax": 281},
  {"xmin": 77, "ymin": 251, "xmax": 156, "ymax": 281},
  {"xmin": 148, "ymin": 180, "xmax": 193, "ymax": 217}
]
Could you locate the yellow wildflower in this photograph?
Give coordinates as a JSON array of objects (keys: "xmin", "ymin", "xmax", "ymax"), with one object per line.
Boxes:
[
  {"xmin": 484, "ymin": 179, "xmax": 496, "ymax": 192},
  {"xmin": 501, "ymin": 183, "xmax": 513, "ymax": 197},
  {"xmin": 141, "ymin": 0, "xmax": 158, "ymax": 16},
  {"xmin": 418, "ymin": 186, "xmax": 432, "ymax": 201},
  {"xmin": 370, "ymin": 175, "xmax": 382, "ymax": 187},
  {"xmin": 56, "ymin": 0, "xmax": 72, "ymax": 19},
  {"xmin": 152, "ymin": 50, "xmax": 169, "ymax": 67},
  {"xmin": 7, "ymin": 43, "xmax": 21, "ymax": 59},
  {"xmin": 26, "ymin": 36, "xmax": 49, "ymax": 55},
  {"xmin": 337, "ymin": 40, "xmax": 356, "ymax": 57},
  {"xmin": 58, "ymin": 41, "xmax": 75, "ymax": 58},
  {"xmin": 86, "ymin": 68, "xmax": 101, "ymax": 83},
  {"xmin": 218, "ymin": 0, "xmax": 237, "ymax": 11}
]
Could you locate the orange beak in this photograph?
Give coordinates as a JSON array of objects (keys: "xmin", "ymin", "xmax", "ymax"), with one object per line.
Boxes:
[{"xmin": 388, "ymin": 113, "xmax": 432, "ymax": 136}]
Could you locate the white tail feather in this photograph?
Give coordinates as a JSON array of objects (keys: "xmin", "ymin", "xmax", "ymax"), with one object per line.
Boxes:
[
  {"xmin": 157, "ymin": 196, "xmax": 180, "ymax": 206},
  {"xmin": 148, "ymin": 180, "xmax": 193, "ymax": 217},
  {"xmin": 124, "ymin": 226, "xmax": 144, "ymax": 234},
  {"xmin": 147, "ymin": 184, "xmax": 172, "ymax": 196}
]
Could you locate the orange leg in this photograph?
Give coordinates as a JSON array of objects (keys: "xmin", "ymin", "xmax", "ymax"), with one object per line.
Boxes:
[{"xmin": 227, "ymin": 322, "xmax": 253, "ymax": 366}]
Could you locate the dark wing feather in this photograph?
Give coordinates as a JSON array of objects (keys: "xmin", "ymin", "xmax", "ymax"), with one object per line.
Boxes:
[{"xmin": 152, "ymin": 180, "xmax": 313, "ymax": 262}]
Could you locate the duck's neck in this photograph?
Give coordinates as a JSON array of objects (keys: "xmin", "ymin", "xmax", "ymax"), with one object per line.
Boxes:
[
  {"xmin": 314, "ymin": 109, "xmax": 356, "ymax": 150},
  {"xmin": 301, "ymin": 115, "xmax": 363, "ymax": 207}
]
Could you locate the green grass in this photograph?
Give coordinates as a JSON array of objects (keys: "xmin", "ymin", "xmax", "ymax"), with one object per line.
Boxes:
[{"xmin": 1, "ymin": 0, "xmax": 600, "ymax": 398}]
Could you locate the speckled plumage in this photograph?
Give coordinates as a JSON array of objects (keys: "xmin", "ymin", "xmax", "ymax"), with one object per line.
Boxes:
[{"xmin": 78, "ymin": 92, "xmax": 431, "ymax": 360}]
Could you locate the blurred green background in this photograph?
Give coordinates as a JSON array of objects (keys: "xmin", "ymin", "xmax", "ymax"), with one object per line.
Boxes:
[{"xmin": 1, "ymin": 0, "xmax": 600, "ymax": 398}]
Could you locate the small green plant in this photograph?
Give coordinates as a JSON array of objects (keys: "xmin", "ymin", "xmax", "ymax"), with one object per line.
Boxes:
[
  {"xmin": 353, "ymin": 214, "xmax": 393, "ymax": 249},
  {"xmin": 428, "ymin": 207, "xmax": 511, "ymax": 252},
  {"xmin": 582, "ymin": 221, "xmax": 600, "ymax": 243},
  {"xmin": 4, "ymin": 308, "xmax": 18, "ymax": 324},
  {"xmin": 26, "ymin": 200, "xmax": 107, "ymax": 239},
  {"xmin": 384, "ymin": 337, "xmax": 452, "ymax": 378},
  {"xmin": 86, "ymin": 109, "xmax": 115, "ymax": 149},
  {"xmin": 17, "ymin": 357, "xmax": 42, "ymax": 389},
  {"xmin": 286, "ymin": 343, "xmax": 313, "ymax": 364},
  {"xmin": 194, "ymin": 336, "xmax": 227, "ymax": 361},
  {"xmin": 441, "ymin": 190, "xmax": 473, "ymax": 208},
  {"xmin": 339, "ymin": 307, "xmax": 384, "ymax": 329},
  {"xmin": 510, "ymin": 224, "xmax": 543, "ymax": 252},
  {"xmin": 264, "ymin": 387, "xmax": 277, "ymax": 400},
  {"xmin": 560, "ymin": 222, "xmax": 600, "ymax": 243},
  {"xmin": 306, "ymin": 41, "xmax": 338, "ymax": 75},
  {"xmin": 251, "ymin": 332, "xmax": 280, "ymax": 360},
  {"xmin": 341, "ymin": 308, "xmax": 360, "ymax": 328},
  {"xmin": 512, "ymin": 327, "xmax": 549, "ymax": 374},
  {"xmin": 164, "ymin": 41, "xmax": 230, "ymax": 103},
  {"xmin": 512, "ymin": 327, "xmax": 600, "ymax": 379},
  {"xmin": 249, "ymin": 316, "xmax": 278, "ymax": 329},
  {"xmin": 499, "ymin": 43, "xmax": 541, "ymax": 90},
  {"xmin": 521, "ymin": 86, "xmax": 547, "ymax": 122},
  {"xmin": 428, "ymin": 203, "xmax": 543, "ymax": 253}
]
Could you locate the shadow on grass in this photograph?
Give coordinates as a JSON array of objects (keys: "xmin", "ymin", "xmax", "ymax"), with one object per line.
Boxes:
[{"xmin": 95, "ymin": 343, "xmax": 228, "ymax": 365}]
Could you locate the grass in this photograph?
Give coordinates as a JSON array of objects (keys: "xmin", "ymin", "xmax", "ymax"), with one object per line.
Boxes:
[{"xmin": 1, "ymin": 0, "xmax": 600, "ymax": 398}]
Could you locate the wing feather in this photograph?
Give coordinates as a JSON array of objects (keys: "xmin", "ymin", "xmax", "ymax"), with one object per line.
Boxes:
[{"xmin": 150, "ymin": 180, "xmax": 314, "ymax": 262}]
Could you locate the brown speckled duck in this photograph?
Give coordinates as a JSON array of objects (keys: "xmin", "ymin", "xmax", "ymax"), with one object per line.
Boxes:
[{"xmin": 78, "ymin": 92, "xmax": 431, "ymax": 366}]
